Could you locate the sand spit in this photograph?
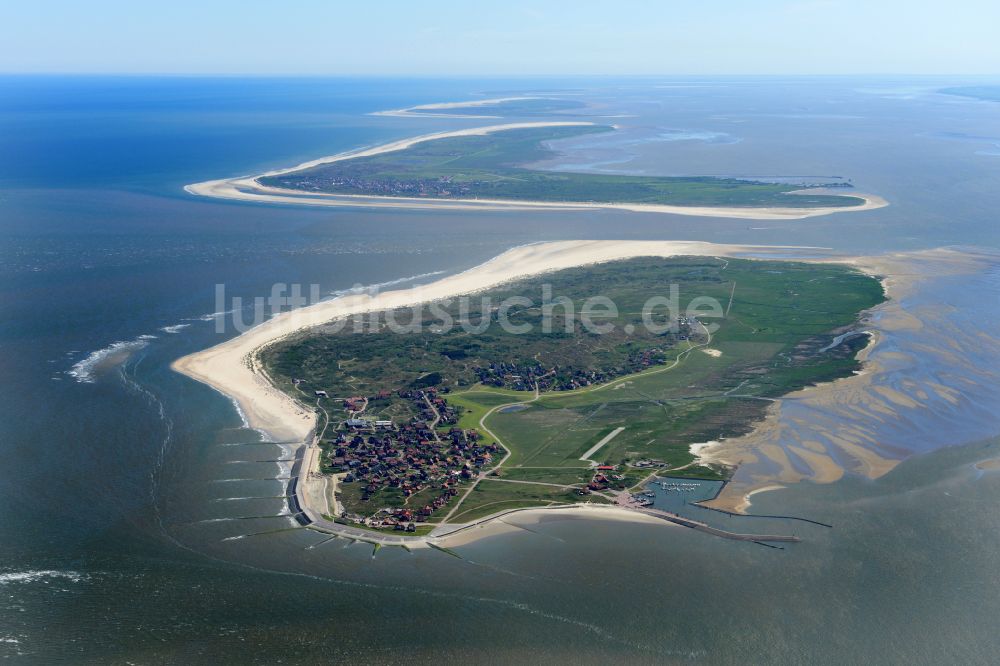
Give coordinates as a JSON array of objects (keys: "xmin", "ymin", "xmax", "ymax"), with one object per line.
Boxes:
[
  {"xmin": 371, "ymin": 96, "xmax": 543, "ymax": 118},
  {"xmin": 184, "ymin": 123, "xmax": 887, "ymax": 220}
]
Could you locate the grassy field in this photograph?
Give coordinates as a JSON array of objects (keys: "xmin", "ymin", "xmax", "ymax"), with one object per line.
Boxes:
[
  {"xmin": 265, "ymin": 256, "xmax": 884, "ymax": 517},
  {"xmin": 493, "ymin": 467, "xmax": 592, "ymax": 484},
  {"xmin": 470, "ymin": 260, "xmax": 882, "ymax": 478},
  {"xmin": 262, "ymin": 257, "xmax": 740, "ymax": 418},
  {"xmin": 258, "ymin": 125, "xmax": 865, "ymax": 208}
]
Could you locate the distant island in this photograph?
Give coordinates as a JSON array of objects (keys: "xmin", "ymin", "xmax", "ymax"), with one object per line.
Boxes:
[
  {"xmin": 186, "ymin": 121, "xmax": 887, "ymax": 219},
  {"xmin": 939, "ymin": 86, "xmax": 1000, "ymax": 102},
  {"xmin": 258, "ymin": 124, "xmax": 867, "ymax": 210},
  {"xmin": 260, "ymin": 256, "xmax": 884, "ymax": 533}
]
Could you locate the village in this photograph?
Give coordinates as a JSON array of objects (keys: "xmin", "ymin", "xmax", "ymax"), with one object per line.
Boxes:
[
  {"xmin": 269, "ymin": 174, "xmax": 485, "ymax": 199},
  {"xmin": 274, "ymin": 306, "xmax": 725, "ymax": 533},
  {"xmin": 305, "ymin": 382, "xmax": 654, "ymax": 532},
  {"xmin": 473, "ymin": 346, "xmax": 673, "ymax": 392},
  {"xmin": 314, "ymin": 386, "xmax": 502, "ymax": 530}
]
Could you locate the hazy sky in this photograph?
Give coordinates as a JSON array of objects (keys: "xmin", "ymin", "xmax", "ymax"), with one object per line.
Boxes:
[{"xmin": 2, "ymin": 0, "xmax": 998, "ymax": 75}]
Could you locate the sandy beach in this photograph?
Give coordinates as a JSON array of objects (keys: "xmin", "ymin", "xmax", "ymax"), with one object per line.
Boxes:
[
  {"xmin": 184, "ymin": 122, "xmax": 888, "ymax": 220},
  {"xmin": 434, "ymin": 503, "xmax": 676, "ymax": 548}
]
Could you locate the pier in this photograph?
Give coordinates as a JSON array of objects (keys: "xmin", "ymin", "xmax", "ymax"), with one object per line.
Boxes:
[{"xmin": 637, "ymin": 508, "xmax": 801, "ymax": 543}]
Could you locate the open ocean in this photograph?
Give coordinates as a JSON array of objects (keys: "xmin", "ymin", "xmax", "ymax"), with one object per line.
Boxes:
[{"xmin": 2, "ymin": 75, "xmax": 1000, "ymax": 663}]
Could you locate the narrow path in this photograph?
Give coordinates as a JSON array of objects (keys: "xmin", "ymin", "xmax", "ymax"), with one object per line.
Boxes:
[
  {"xmin": 580, "ymin": 318, "xmax": 714, "ymax": 395},
  {"xmin": 421, "ymin": 391, "xmax": 442, "ymax": 442},
  {"xmin": 579, "ymin": 426, "xmax": 625, "ymax": 465},
  {"xmin": 440, "ymin": 380, "xmax": 543, "ymax": 522}
]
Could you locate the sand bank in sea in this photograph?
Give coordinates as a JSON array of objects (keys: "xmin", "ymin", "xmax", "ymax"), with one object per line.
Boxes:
[
  {"xmin": 184, "ymin": 122, "xmax": 887, "ymax": 220},
  {"xmin": 696, "ymin": 247, "xmax": 1000, "ymax": 513},
  {"xmin": 371, "ymin": 96, "xmax": 542, "ymax": 118}
]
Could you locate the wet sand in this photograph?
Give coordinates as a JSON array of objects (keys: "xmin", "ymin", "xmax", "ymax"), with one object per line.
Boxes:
[{"xmin": 699, "ymin": 248, "xmax": 1000, "ymax": 512}]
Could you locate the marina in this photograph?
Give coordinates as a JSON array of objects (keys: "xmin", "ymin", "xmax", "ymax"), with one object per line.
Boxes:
[{"xmin": 641, "ymin": 476, "xmax": 727, "ymax": 515}]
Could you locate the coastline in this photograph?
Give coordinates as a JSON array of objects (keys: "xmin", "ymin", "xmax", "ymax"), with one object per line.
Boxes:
[
  {"xmin": 694, "ymin": 247, "xmax": 998, "ymax": 513},
  {"xmin": 172, "ymin": 239, "xmax": 897, "ymax": 543},
  {"xmin": 184, "ymin": 122, "xmax": 888, "ymax": 220}
]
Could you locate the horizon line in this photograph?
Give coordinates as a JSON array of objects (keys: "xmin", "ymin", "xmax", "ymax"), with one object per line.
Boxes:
[{"xmin": 2, "ymin": 71, "xmax": 1000, "ymax": 80}]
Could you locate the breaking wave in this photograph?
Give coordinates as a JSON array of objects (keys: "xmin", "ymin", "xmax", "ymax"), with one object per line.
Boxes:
[
  {"xmin": 329, "ymin": 270, "xmax": 446, "ymax": 298},
  {"xmin": 68, "ymin": 335, "xmax": 156, "ymax": 383},
  {"xmin": 185, "ymin": 308, "xmax": 237, "ymax": 322},
  {"xmin": 0, "ymin": 569, "xmax": 87, "ymax": 585}
]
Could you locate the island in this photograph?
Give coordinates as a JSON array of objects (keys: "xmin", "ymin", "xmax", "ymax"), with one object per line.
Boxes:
[
  {"xmin": 258, "ymin": 255, "xmax": 884, "ymax": 535},
  {"xmin": 257, "ymin": 124, "xmax": 867, "ymax": 209},
  {"xmin": 186, "ymin": 122, "xmax": 887, "ymax": 219}
]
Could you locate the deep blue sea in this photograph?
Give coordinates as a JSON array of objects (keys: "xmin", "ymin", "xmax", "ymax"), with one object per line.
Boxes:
[{"xmin": 2, "ymin": 75, "xmax": 1000, "ymax": 663}]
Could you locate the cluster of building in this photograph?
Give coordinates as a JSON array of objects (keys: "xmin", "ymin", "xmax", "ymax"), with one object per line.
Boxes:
[
  {"xmin": 405, "ymin": 387, "xmax": 461, "ymax": 426},
  {"xmin": 674, "ymin": 316, "xmax": 699, "ymax": 341},
  {"xmin": 473, "ymin": 362, "xmax": 551, "ymax": 391},
  {"xmin": 270, "ymin": 174, "xmax": 484, "ymax": 199},
  {"xmin": 472, "ymin": 348, "xmax": 670, "ymax": 392},
  {"xmin": 631, "ymin": 458, "xmax": 670, "ymax": 469},
  {"xmin": 323, "ymin": 389, "xmax": 499, "ymax": 522},
  {"xmin": 361, "ymin": 508, "xmax": 420, "ymax": 532},
  {"xmin": 577, "ymin": 465, "xmax": 627, "ymax": 495}
]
